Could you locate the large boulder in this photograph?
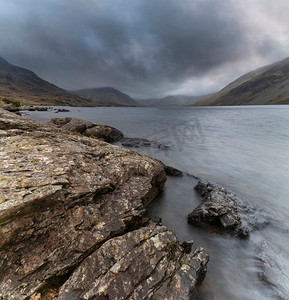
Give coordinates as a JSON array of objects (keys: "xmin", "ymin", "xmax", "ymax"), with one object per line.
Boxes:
[
  {"xmin": 48, "ymin": 117, "xmax": 124, "ymax": 142},
  {"xmin": 0, "ymin": 108, "xmax": 208, "ymax": 299}
]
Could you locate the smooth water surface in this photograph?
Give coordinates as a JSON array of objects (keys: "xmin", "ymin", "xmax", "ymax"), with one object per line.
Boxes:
[{"xmin": 28, "ymin": 106, "xmax": 289, "ymax": 299}]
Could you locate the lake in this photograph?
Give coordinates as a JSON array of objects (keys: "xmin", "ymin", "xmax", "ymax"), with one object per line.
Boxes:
[{"xmin": 27, "ymin": 106, "xmax": 289, "ymax": 299}]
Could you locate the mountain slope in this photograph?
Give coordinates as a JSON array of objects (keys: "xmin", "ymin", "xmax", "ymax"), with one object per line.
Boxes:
[
  {"xmin": 195, "ymin": 57, "xmax": 289, "ymax": 106},
  {"xmin": 0, "ymin": 57, "xmax": 93, "ymax": 106},
  {"xmin": 72, "ymin": 87, "xmax": 141, "ymax": 106},
  {"xmin": 139, "ymin": 94, "xmax": 209, "ymax": 106}
]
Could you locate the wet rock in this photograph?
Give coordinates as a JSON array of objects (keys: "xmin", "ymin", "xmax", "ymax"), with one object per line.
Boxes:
[
  {"xmin": 56, "ymin": 108, "xmax": 70, "ymax": 112},
  {"xmin": 181, "ymin": 240, "xmax": 194, "ymax": 254},
  {"xmin": 48, "ymin": 117, "xmax": 124, "ymax": 142},
  {"xmin": 58, "ymin": 223, "xmax": 209, "ymax": 300},
  {"xmin": 121, "ymin": 137, "xmax": 170, "ymax": 149},
  {"xmin": 34, "ymin": 106, "xmax": 48, "ymax": 111},
  {"xmin": 188, "ymin": 179, "xmax": 268, "ymax": 238},
  {"xmin": 151, "ymin": 216, "xmax": 162, "ymax": 225},
  {"xmin": 188, "ymin": 180, "xmax": 241, "ymax": 230},
  {"xmin": 164, "ymin": 165, "xmax": 183, "ymax": 177},
  {"xmin": 0, "ymin": 108, "xmax": 208, "ymax": 299}
]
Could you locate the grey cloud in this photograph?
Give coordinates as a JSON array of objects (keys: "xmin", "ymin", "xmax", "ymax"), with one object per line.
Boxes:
[{"xmin": 0, "ymin": 0, "xmax": 288, "ymax": 98}]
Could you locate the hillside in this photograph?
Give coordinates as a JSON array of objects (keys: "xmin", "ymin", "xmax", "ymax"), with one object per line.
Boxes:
[
  {"xmin": 194, "ymin": 58, "xmax": 289, "ymax": 106},
  {"xmin": 72, "ymin": 87, "xmax": 141, "ymax": 106},
  {"xmin": 139, "ymin": 94, "xmax": 209, "ymax": 106},
  {"xmin": 0, "ymin": 57, "xmax": 93, "ymax": 106}
]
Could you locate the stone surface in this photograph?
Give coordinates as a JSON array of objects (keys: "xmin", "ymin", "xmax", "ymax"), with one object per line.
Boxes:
[
  {"xmin": 0, "ymin": 108, "xmax": 208, "ymax": 299},
  {"xmin": 58, "ymin": 223, "xmax": 209, "ymax": 300},
  {"xmin": 2, "ymin": 104, "xmax": 19, "ymax": 112},
  {"xmin": 48, "ymin": 117, "xmax": 124, "ymax": 142},
  {"xmin": 188, "ymin": 179, "xmax": 268, "ymax": 238}
]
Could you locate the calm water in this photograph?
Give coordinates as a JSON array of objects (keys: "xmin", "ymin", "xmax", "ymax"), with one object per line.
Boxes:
[{"xmin": 27, "ymin": 106, "xmax": 289, "ymax": 299}]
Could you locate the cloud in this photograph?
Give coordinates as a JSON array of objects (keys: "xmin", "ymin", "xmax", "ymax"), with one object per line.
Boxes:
[{"xmin": 0, "ymin": 0, "xmax": 288, "ymax": 98}]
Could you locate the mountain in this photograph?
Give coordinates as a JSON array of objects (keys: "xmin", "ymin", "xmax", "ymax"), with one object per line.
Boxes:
[
  {"xmin": 138, "ymin": 94, "xmax": 209, "ymax": 106},
  {"xmin": 72, "ymin": 87, "xmax": 141, "ymax": 107},
  {"xmin": 0, "ymin": 57, "xmax": 94, "ymax": 106},
  {"xmin": 194, "ymin": 57, "xmax": 289, "ymax": 106}
]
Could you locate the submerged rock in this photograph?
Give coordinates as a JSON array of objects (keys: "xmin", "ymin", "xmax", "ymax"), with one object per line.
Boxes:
[
  {"xmin": 34, "ymin": 106, "xmax": 49, "ymax": 111},
  {"xmin": 164, "ymin": 165, "xmax": 183, "ymax": 177},
  {"xmin": 58, "ymin": 223, "xmax": 209, "ymax": 300},
  {"xmin": 0, "ymin": 108, "xmax": 208, "ymax": 299},
  {"xmin": 48, "ymin": 117, "xmax": 124, "ymax": 142},
  {"xmin": 121, "ymin": 137, "xmax": 170, "ymax": 149},
  {"xmin": 56, "ymin": 108, "xmax": 70, "ymax": 112},
  {"xmin": 188, "ymin": 179, "xmax": 268, "ymax": 238}
]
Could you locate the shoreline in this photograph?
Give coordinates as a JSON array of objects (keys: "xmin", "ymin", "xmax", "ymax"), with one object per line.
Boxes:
[{"xmin": 0, "ymin": 108, "xmax": 209, "ymax": 299}]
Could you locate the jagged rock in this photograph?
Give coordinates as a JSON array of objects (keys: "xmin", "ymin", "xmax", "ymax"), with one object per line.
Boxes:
[
  {"xmin": 188, "ymin": 179, "xmax": 268, "ymax": 238},
  {"xmin": 121, "ymin": 137, "xmax": 170, "ymax": 149},
  {"xmin": 48, "ymin": 117, "xmax": 124, "ymax": 142},
  {"xmin": 58, "ymin": 224, "xmax": 209, "ymax": 300},
  {"xmin": 188, "ymin": 180, "xmax": 241, "ymax": 230},
  {"xmin": 0, "ymin": 108, "xmax": 208, "ymax": 299}
]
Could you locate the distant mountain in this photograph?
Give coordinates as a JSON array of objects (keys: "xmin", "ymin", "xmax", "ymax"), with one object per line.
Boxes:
[
  {"xmin": 194, "ymin": 57, "xmax": 289, "ymax": 106},
  {"xmin": 138, "ymin": 94, "xmax": 209, "ymax": 106},
  {"xmin": 0, "ymin": 57, "xmax": 93, "ymax": 106},
  {"xmin": 72, "ymin": 87, "xmax": 141, "ymax": 107}
]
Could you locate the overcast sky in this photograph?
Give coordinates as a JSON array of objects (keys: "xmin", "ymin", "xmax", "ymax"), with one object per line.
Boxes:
[{"xmin": 0, "ymin": 0, "xmax": 289, "ymax": 98}]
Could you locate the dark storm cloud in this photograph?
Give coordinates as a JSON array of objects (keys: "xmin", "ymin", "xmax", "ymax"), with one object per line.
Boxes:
[{"xmin": 0, "ymin": 0, "xmax": 287, "ymax": 97}]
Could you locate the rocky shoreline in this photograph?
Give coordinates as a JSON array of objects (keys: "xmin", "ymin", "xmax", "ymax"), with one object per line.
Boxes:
[{"xmin": 0, "ymin": 108, "xmax": 209, "ymax": 299}]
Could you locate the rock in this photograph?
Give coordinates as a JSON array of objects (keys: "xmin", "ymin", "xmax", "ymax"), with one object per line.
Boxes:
[
  {"xmin": 151, "ymin": 215, "xmax": 162, "ymax": 225},
  {"xmin": 57, "ymin": 108, "xmax": 70, "ymax": 112},
  {"xmin": 2, "ymin": 104, "xmax": 19, "ymax": 112},
  {"xmin": 58, "ymin": 223, "xmax": 209, "ymax": 300},
  {"xmin": 48, "ymin": 117, "xmax": 124, "ymax": 142},
  {"xmin": 0, "ymin": 107, "xmax": 52, "ymax": 132},
  {"xmin": 121, "ymin": 137, "xmax": 170, "ymax": 149},
  {"xmin": 181, "ymin": 240, "xmax": 194, "ymax": 254},
  {"xmin": 188, "ymin": 179, "xmax": 267, "ymax": 238},
  {"xmin": 164, "ymin": 165, "xmax": 183, "ymax": 177},
  {"xmin": 0, "ymin": 108, "xmax": 208, "ymax": 299},
  {"xmin": 34, "ymin": 106, "xmax": 48, "ymax": 111}
]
